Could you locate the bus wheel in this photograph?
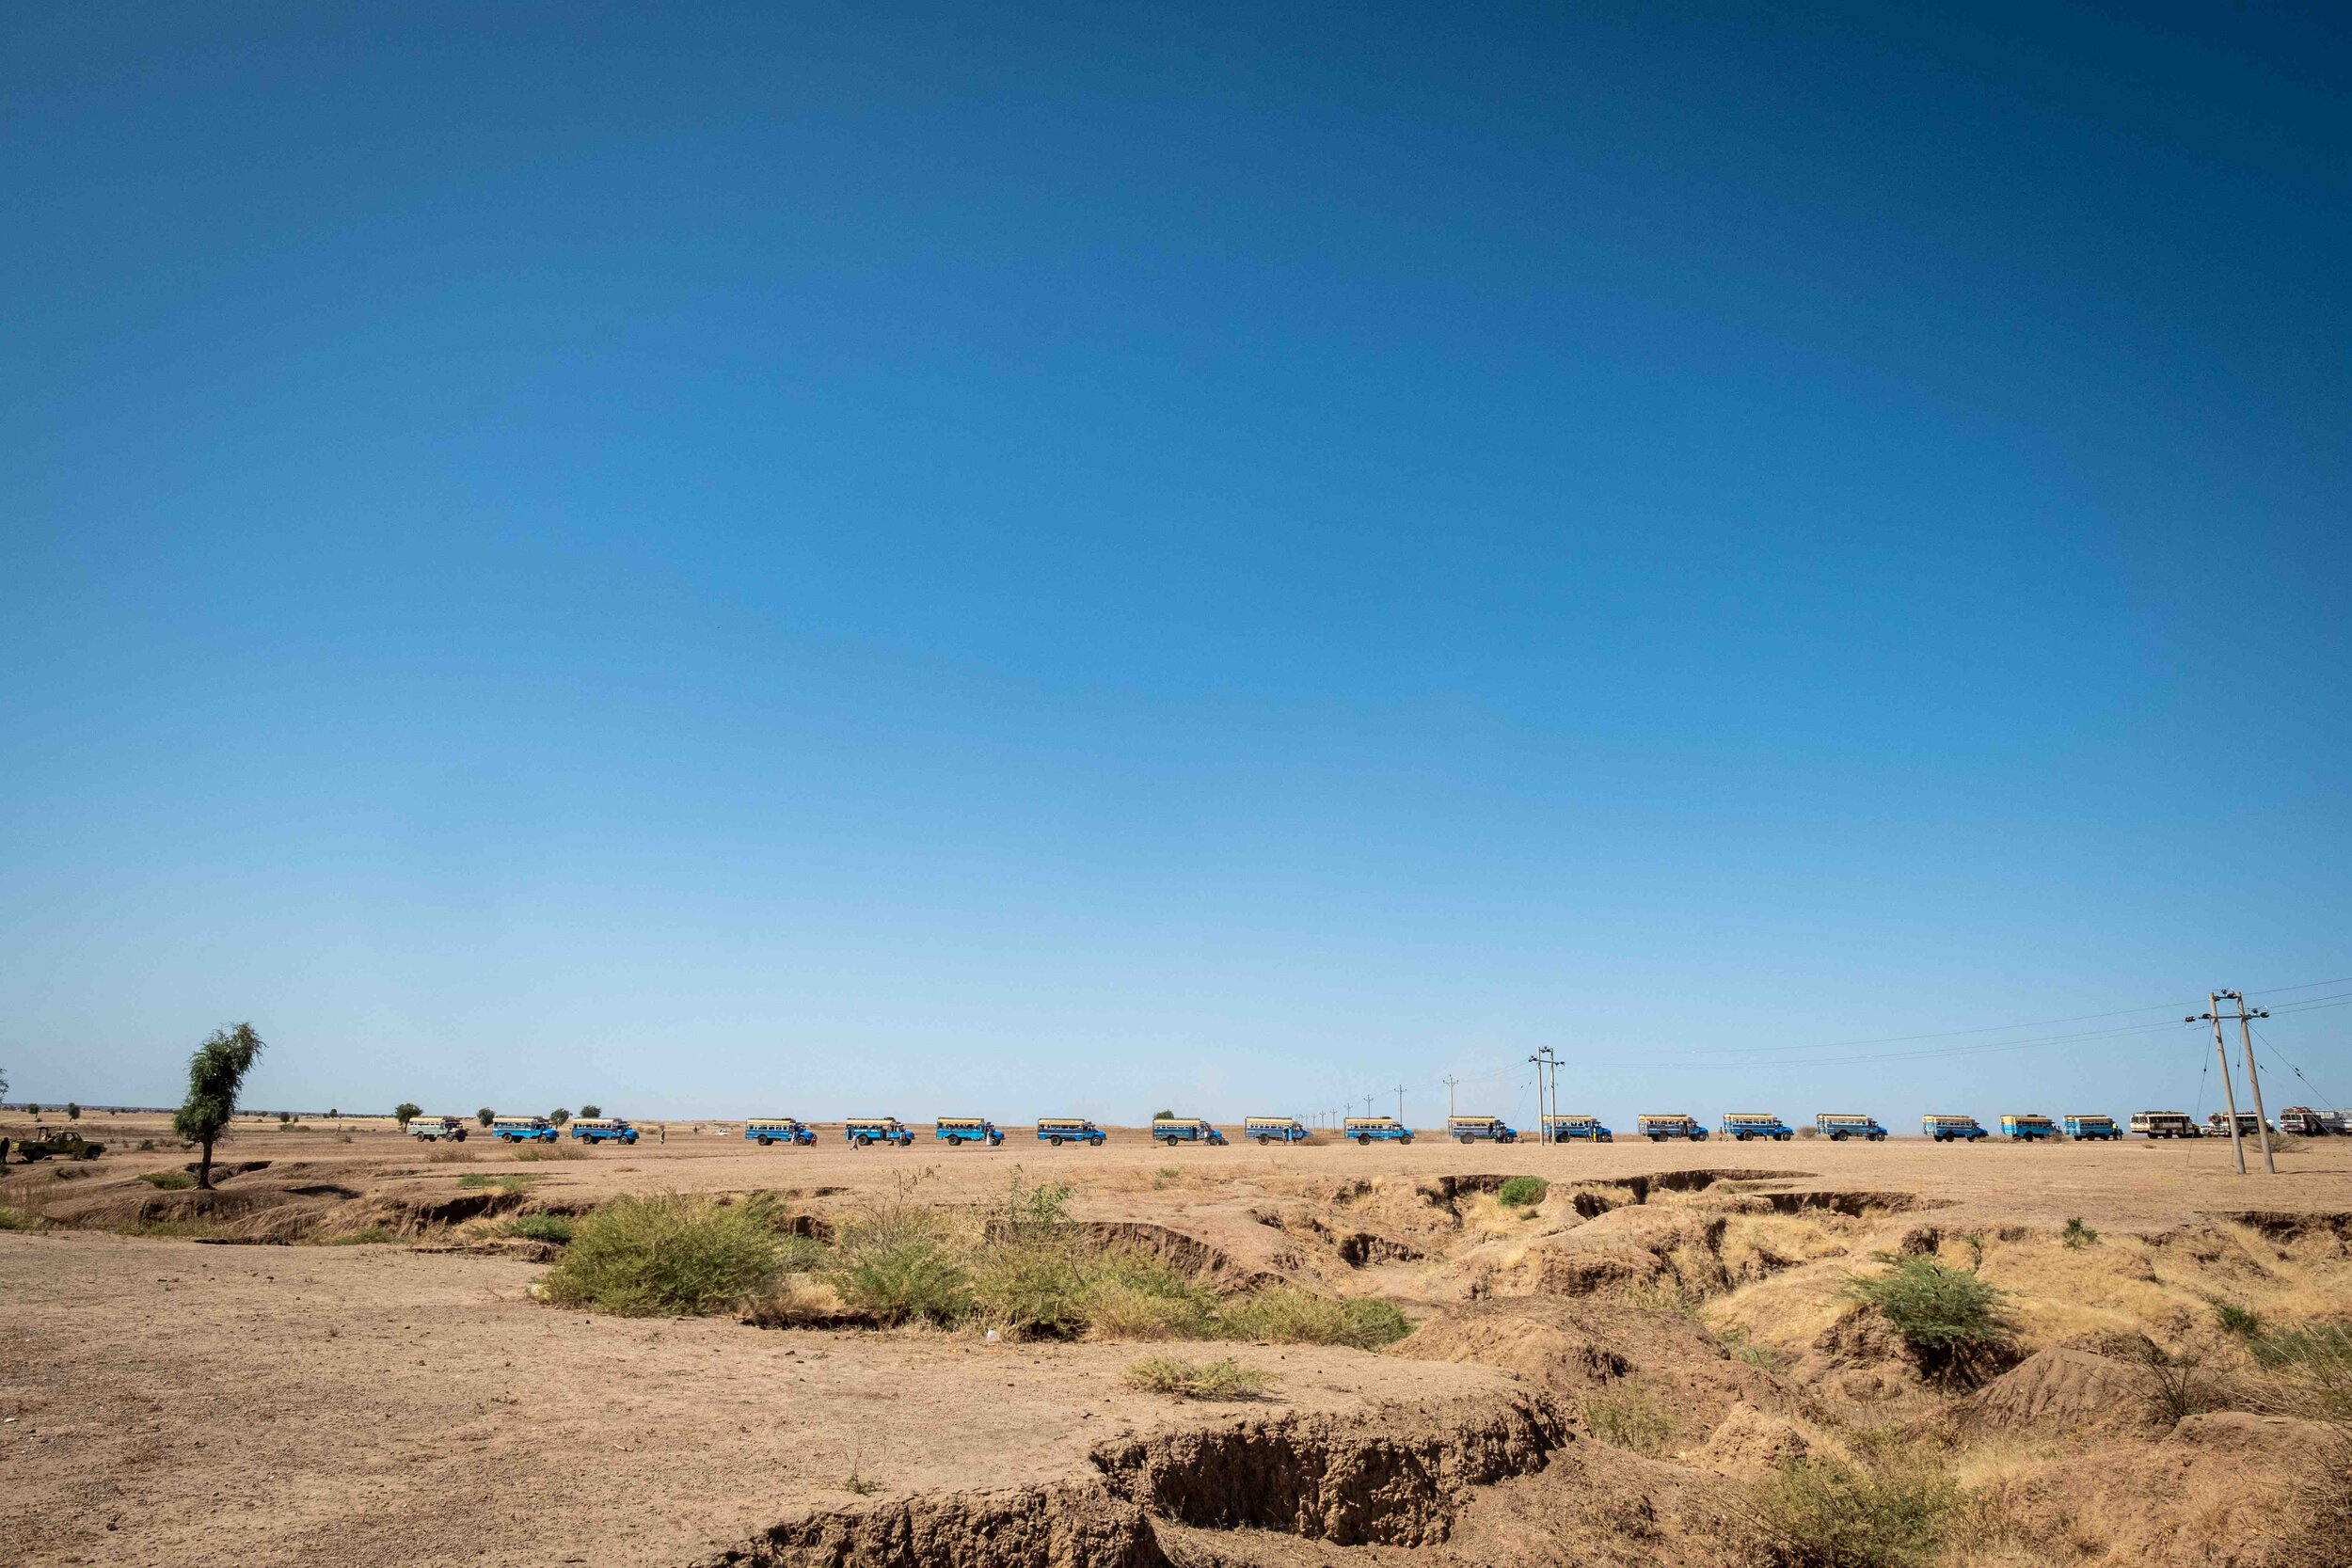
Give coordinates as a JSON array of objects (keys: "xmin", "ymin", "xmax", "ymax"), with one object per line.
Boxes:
[{"xmin": 1357, "ymin": 1134, "xmax": 1371, "ymax": 1146}]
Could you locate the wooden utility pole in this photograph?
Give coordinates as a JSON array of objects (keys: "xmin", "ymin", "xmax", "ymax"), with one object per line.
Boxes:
[
  {"xmin": 2190, "ymin": 994, "xmax": 2248, "ymax": 1175},
  {"xmin": 2225, "ymin": 990, "xmax": 2276, "ymax": 1174},
  {"xmin": 1527, "ymin": 1047, "xmax": 1560, "ymax": 1144},
  {"xmin": 1442, "ymin": 1073, "xmax": 1460, "ymax": 1119},
  {"xmin": 1394, "ymin": 1084, "xmax": 1406, "ymax": 1125}
]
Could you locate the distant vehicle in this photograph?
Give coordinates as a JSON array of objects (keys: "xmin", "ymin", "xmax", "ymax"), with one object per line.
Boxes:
[
  {"xmin": 934, "ymin": 1117, "xmax": 1004, "ymax": 1148},
  {"xmin": 2205, "ymin": 1111, "xmax": 2273, "ymax": 1137},
  {"xmin": 744, "ymin": 1118, "xmax": 816, "ymax": 1147},
  {"xmin": 2130, "ymin": 1111, "xmax": 2201, "ymax": 1139},
  {"xmin": 1923, "ymin": 1114, "xmax": 1988, "ymax": 1143},
  {"xmin": 1343, "ymin": 1116, "xmax": 1413, "ymax": 1146},
  {"xmin": 1636, "ymin": 1114, "xmax": 1708, "ymax": 1143},
  {"xmin": 1152, "ymin": 1117, "xmax": 1227, "ymax": 1147},
  {"xmin": 1815, "ymin": 1114, "xmax": 1887, "ymax": 1142},
  {"xmin": 407, "ymin": 1116, "xmax": 469, "ymax": 1143},
  {"xmin": 1447, "ymin": 1116, "xmax": 1518, "ymax": 1144},
  {"xmin": 1719, "ymin": 1113, "xmax": 1792, "ymax": 1142},
  {"xmin": 2279, "ymin": 1106, "xmax": 2351, "ymax": 1136},
  {"xmin": 1243, "ymin": 1117, "xmax": 1309, "ymax": 1146},
  {"xmin": 12, "ymin": 1128, "xmax": 102, "ymax": 1163},
  {"xmin": 568, "ymin": 1117, "xmax": 638, "ymax": 1145},
  {"xmin": 2000, "ymin": 1115, "xmax": 2058, "ymax": 1142},
  {"xmin": 488, "ymin": 1117, "xmax": 559, "ymax": 1144},
  {"xmin": 1542, "ymin": 1114, "xmax": 1613, "ymax": 1142},
  {"xmin": 2062, "ymin": 1115, "xmax": 2122, "ymax": 1142},
  {"xmin": 1036, "ymin": 1117, "xmax": 1106, "ymax": 1147},
  {"xmin": 844, "ymin": 1117, "xmax": 915, "ymax": 1148}
]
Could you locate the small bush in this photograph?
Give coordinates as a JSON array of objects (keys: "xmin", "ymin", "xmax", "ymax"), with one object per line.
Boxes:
[
  {"xmin": 0, "ymin": 1206, "xmax": 49, "ymax": 1232},
  {"xmin": 971, "ymin": 1239, "xmax": 1087, "ymax": 1338},
  {"xmin": 515, "ymin": 1142, "xmax": 589, "ymax": 1163},
  {"xmin": 1216, "ymin": 1287, "xmax": 1411, "ymax": 1350},
  {"xmin": 826, "ymin": 1203, "xmax": 973, "ymax": 1324},
  {"xmin": 1582, "ymin": 1384, "xmax": 1674, "ymax": 1454},
  {"xmin": 1074, "ymin": 1250, "xmax": 1220, "ymax": 1340},
  {"xmin": 2117, "ymin": 1337, "xmax": 2219, "ymax": 1424},
  {"xmin": 2213, "ymin": 1300, "xmax": 2265, "ymax": 1338},
  {"xmin": 1125, "ymin": 1355, "xmax": 1272, "ymax": 1400},
  {"xmin": 1719, "ymin": 1329, "xmax": 1792, "ymax": 1371},
  {"xmin": 138, "ymin": 1171, "xmax": 194, "ymax": 1190},
  {"xmin": 541, "ymin": 1193, "xmax": 789, "ymax": 1316},
  {"xmin": 2251, "ymin": 1322, "xmax": 2352, "ymax": 1423},
  {"xmin": 2060, "ymin": 1217, "xmax": 2098, "ymax": 1249},
  {"xmin": 1497, "ymin": 1176, "xmax": 1549, "ymax": 1208},
  {"xmin": 458, "ymin": 1174, "xmax": 540, "ymax": 1191},
  {"xmin": 1842, "ymin": 1257, "xmax": 2010, "ymax": 1381},
  {"xmin": 1795, "ymin": 1125, "xmax": 1820, "ymax": 1139},
  {"xmin": 504, "ymin": 1214, "xmax": 576, "ymax": 1244},
  {"xmin": 1743, "ymin": 1453, "xmax": 1960, "ymax": 1568}
]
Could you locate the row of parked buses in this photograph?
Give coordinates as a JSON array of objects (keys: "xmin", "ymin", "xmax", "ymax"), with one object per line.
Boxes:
[{"xmin": 405, "ymin": 1106, "xmax": 2352, "ymax": 1148}]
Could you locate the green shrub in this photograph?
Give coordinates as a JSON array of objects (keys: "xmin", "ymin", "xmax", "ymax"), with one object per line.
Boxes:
[
  {"xmin": 826, "ymin": 1203, "xmax": 973, "ymax": 1324},
  {"xmin": 504, "ymin": 1214, "xmax": 576, "ymax": 1244},
  {"xmin": 1497, "ymin": 1176, "xmax": 1549, "ymax": 1208},
  {"xmin": 458, "ymin": 1173, "xmax": 540, "ymax": 1191},
  {"xmin": 1582, "ymin": 1384, "xmax": 1673, "ymax": 1453},
  {"xmin": 138, "ymin": 1171, "xmax": 194, "ymax": 1190},
  {"xmin": 1073, "ymin": 1249, "xmax": 1220, "ymax": 1340},
  {"xmin": 1743, "ymin": 1453, "xmax": 1960, "ymax": 1568},
  {"xmin": 1216, "ymin": 1287, "xmax": 1411, "ymax": 1350},
  {"xmin": 541, "ymin": 1193, "xmax": 789, "ymax": 1316},
  {"xmin": 2212, "ymin": 1300, "xmax": 2265, "ymax": 1338},
  {"xmin": 2060, "ymin": 1217, "xmax": 2098, "ymax": 1249},
  {"xmin": 1125, "ymin": 1355, "xmax": 1272, "ymax": 1400},
  {"xmin": 1842, "ymin": 1257, "xmax": 2010, "ymax": 1379},
  {"xmin": 971, "ymin": 1239, "xmax": 1087, "ymax": 1337},
  {"xmin": 0, "ymin": 1206, "xmax": 48, "ymax": 1232}
]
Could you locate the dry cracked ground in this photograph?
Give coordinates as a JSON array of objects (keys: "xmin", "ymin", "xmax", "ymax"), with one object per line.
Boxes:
[{"xmin": 5, "ymin": 1114, "xmax": 2351, "ymax": 1568}]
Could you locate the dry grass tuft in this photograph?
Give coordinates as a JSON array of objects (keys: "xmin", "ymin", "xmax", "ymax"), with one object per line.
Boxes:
[{"xmin": 1124, "ymin": 1355, "xmax": 1272, "ymax": 1401}]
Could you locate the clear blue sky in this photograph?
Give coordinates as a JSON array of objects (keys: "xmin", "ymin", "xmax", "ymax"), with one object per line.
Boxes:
[{"xmin": 6, "ymin": 3, "xmax": 2346, "ymax": 1125}]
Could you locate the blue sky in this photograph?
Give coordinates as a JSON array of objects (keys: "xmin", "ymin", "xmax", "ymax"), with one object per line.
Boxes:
[{"xmin": 5, "ymin": 3, "xmax": 2346, "ymax": 1124}]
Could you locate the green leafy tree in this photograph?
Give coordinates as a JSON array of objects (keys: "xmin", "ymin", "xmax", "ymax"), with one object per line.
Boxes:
[
  {"xmin": 174, "ymin": 1023, "xmax": 265, "ymax": 1190},
  {"xmin": 326, "ymin": 1107, "xmax": 339, "ymax": 1119},
  {"xmin": 1152, "ymin": 1108, "xmax": 1175, "ymax": 1121},
  {"xmin": 579, "ymin": 1103, "xmax": 602, "ymax": 1119},
  {"xmin": 392, "ymin": 1102, "xmax": 422, "ymax": 1128},
  {"xmin": 549, "ymin": 1108, "xmax": 572, "ymax": 1127},
  {"xmin": 25, "ymin": 1102, "xmax": 38, "ymax": 1117},
  {"xmin": 66, "ymin": 1102, "xmax": 81, "ymax": 1120},
  {"xmin": 476, "ymin": 1107, "xmax": 495, "ymax": 1127}
]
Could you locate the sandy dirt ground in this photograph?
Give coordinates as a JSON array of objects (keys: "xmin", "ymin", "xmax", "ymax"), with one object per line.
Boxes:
[{"xmin": 6, "ymin": 1111, "xmax": 2349, "ymax": 1568}]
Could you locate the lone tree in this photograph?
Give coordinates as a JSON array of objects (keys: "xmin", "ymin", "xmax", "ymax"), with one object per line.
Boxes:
[
  {"xmin": 476, "ymin": 1107, "xmax": 495, "ymax": 1127},
  {"xmin": 579, "ymin": 1103, "xmax": 602, "ymax": 1119},
  {"xmin": 66, "ymin": 1102, "xmax": 81, "ymax": 1120},
  {"xmin": 175, "ymin": 1023, "xmax": 264, "ymax": 1190},
  {"xmin": 393, "ymin": 1102, "xmax": 422, "ymax": 1128},
  {"xmin": 549, "ymin": 1108, "xmax": 571, "ymax": 1127}
]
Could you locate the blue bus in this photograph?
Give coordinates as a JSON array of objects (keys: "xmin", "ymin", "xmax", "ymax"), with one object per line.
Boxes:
[
  {"xmin": 2063, "ymin": 1114, "xmax": 2121, "ymax": 1142},
  {"xmin": 1924, "ymin": 1114, "xmax": 1988, "ymax": 1142},
  {"xmin": 745, "ymin": 1118, "xmax": 816, "ymax": 1147},
  {"xmin": 934, "ymin": 1117, "xmax": 1004, "ymax": 1148},
  {"xmin": 1720, "ymin": 1114, "xmax": 1792, "ymax": 1142},
  {"xmin": 567, "ymin": 1117, "xmax": 638, "ymax": 1145},
  {"xmin": 1448, "ymin": 1117, "xmax": 1518, "ymax": 1144},
  {"xmin": 1343, "ymin": 1117, "xmax": 1413, "ymax": 1145},
  {"xmin": 1543, "ymin": 1114, "xmax": 1613, "ymax": 1142},
  {"xmin": 1036, "ymin": 1117, "xmax": 1106, "ymax": 1147},
  {"xmin": 488, "ymin": 1117, "xmax": 559, "ymax": 1144},
  {"xmin": 845, "ymin": 1117, "xmax": 915, "ymax": 1148},
  {"xmin": 1152, "ymin": 1117, "xmax": 1227, "ymax": 1147},
  {"xmin": 1815, "ymin": 1114, "xmax": 1888, "ymax": 1142},
  {"xmin": 1243, "ymin": 1117, "xmax": 1310, "ymax": 1145}
]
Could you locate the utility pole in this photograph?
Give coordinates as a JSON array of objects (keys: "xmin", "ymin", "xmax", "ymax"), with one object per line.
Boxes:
[
  {"xmin": 2189, "ymin": 994, "xmax": 2249, "ymax": 1176},
  {"xmin": 1527, "ymin": 1048, "xmax": 1559, "ymax": 1145},
  {"xmin": 2224, "ymin": 990, "xmax": 2276, "ymax": 1174},
  {"xmin": 1394, "ymin": 1084, "xmax": 1406, "ymax": 1126},
  {"xmin": 1361, "ymin": 1094, "xmax": 1374, "ymax": 1119},
  {"xmin": 1442, "ymin": 1073, "xmax": 1459, "ymax": 1119}
]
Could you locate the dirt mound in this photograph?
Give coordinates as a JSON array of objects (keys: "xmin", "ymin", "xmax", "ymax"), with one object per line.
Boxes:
[
  {"xmin": 706, "ymin": 1480, "xmax": 1159, "ymax": 1568},
  {"xmin": 1963, "ymin": 1346, "xmax": 2159, "ymax": 1438},
  {"xmin": 1799, "ymin": 1304, "xmax": 1923, "ymax": 1402},
  {"xmin": 1687, "ymin": 1402, "xmax": 1811, "ymax": 1477}
]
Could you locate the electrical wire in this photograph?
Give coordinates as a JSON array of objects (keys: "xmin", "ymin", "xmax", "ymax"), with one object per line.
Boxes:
[{"xmin": 2250, "ymin": 1023, "xmax": 2344, "ymax": 1115}]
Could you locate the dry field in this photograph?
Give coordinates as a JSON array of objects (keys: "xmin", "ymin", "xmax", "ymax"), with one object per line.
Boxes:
[{"xmin": 6, "ymin": 1112, "xmax": 2350, "ymax": 1567}]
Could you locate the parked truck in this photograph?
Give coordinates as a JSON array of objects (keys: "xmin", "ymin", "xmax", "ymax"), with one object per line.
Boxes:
[
  {"xmin": 1152, "ymin": 1117, "xmax": 1227, "ymax": 1147},
  {"xmin": 2129, "ymin": 1110, "xmax": 2201, "ymax": 1138},
  {"xmin": 1447, "ymin": 1115, "xmax": 1518, "ymax": 1144},
  {"xmin": 1343, "ymin": 1116, "xmax": 1413, "ymax": 1146},
  {"xmin": 2062, "ymin": 1114, "xmax": 2122, "ymax": 1142},
  {"xmin": 1542, "ymin": 1114, "xmax": 1613, "ymax": 1142},
  {"xmin": 934, "ymin": 1117, "xmax": 1004, "ymax": 1148},
  {"xmin": 1720, "ymin": 1113, "xmax": 1792, "ymax": 1142},
  {"xmin": 1636, "ymin": 1114, "xmax": 1708, "ymax": 1142},
  {"xmin": 1243, "ymin": 1117, "xmax": 1309, "ymax": 1145},
  {"xmin": 568, "ymin": 1117, "xmax": 638, "ymax": 1145},
  {"xmin": 407, "ymin": 1115, "xmax": 468, "ymax": 1143},
  {"xmin": 1815, "ymin": 1113, "xmax": 1887, "ymax": 1142},
  {"xmin": 744, "ymin": 1117, "xmax": 816, "ymax": 1147},
  {"xmin": 2280, "ymin": 1106, "xmax": 2351, "ymax": 1136},
  {"xmin": 1923, "ymin": 1114, "xmax": 1987, "ymax": 1143},
  {"xmin": 1036, "ymin": 1117, "xmax": 1106, "ymax": 1147},
  {"xmin": 2206, "ymin": 1111, "xmax": 2273, "ymax": 1137},
  {"xmin": 488, "ymin": 1116, "xmax": 559, "ymax": 1144},
  {"xmin": 2000, "ymin": 1114, "xmax": 2058, "ymax": 1142},
  {"xmin": 844, "ymin": 1117, "xmax": 915, "ymax": 1148}
]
